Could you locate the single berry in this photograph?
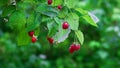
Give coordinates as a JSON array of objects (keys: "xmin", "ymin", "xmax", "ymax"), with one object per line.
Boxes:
[
  {"xmin": 62, "ymin": 22, "xmax": 69, "ymax": 29},
  {"xmin": 58, "ymin": 5, "xmax": 62, "ymax": 10},
  {"xmin": 75, "ymin": 44, "xmax": 80, "ymax": 51},
  {"xmin": 31, "ymin": 37, "xmax": 37, "ymax": 43},
  {"xmin": 47, "ymin": 37, "xmax": 54, "ymax": 44},
  {"xmin": 48, "ymin": 0, "xmax": 52, "ymax": 5},
  {"xmin": 69, "ymin": 46, "xmax": 74, "ymax": 54},
  {"xmin": 71, "ymin": 44, "xmax": 76, "ymax": 50},
  {"xmin": 69, "ymin": 44, "xmax": 76, "ymax": 54},
  {"xmin": 28, "ymin": 31, "xmax": 34, "ymax": 37}
]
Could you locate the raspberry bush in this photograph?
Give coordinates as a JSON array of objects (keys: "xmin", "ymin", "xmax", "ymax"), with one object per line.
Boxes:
[{"xmin": 0, "ymin": 0, "xmax": 99, "ymax": 53}]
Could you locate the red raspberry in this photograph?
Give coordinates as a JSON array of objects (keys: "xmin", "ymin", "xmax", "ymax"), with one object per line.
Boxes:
[
  {"xmin": 75, "ymin": 44, "xmax": 80, "ymax": 51},
  {"xmin": 58, "ymin": 5, "xmax": 62, "ymax": 10},
  {"xmin": 48, "ymin": 0, "xmax": 52, "ymax": 5},
  {"xmin": 69, "ymin": 46, "xmax": 74, "ymax": 54},
  {"xmin": 69, "ymin": 43, "xmax": 81, "ymax": 54},
  {"xmin": 31, "ymin": 37, "xmax": 37, "ymax": 43},
  {"xmin": 47, "ymin": 37, "xmax": 54, "ymax": 44},
  {"xmin": 28, "ymin": 31, "xmax": 34, "ymax": 37},
  {"xmin": 69, "ymin": 44, "xmax": 76, "ymax": 54},
  {"xmin": 62, "ymin": 22, "xmax": 69, "ymax": 29}
]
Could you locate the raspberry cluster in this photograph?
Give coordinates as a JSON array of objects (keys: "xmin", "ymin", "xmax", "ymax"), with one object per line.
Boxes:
[
  {"xmin": 69, "ymin": 43, "xmax": 80, "ymax": 54},
  {"xmin": 28, "ymin": 31, "xmax": 37, "ymax": 43}
]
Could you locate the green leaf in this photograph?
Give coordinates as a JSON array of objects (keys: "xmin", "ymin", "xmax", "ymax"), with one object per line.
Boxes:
[
  {"xmin": 23, "ymin": 0, "xmax": 36, "ymax": 4},
  {"xmin": 75, "ymin": 30, "xmax": 84, "ymax": 45},
  {"xmin": 58, "ymin": 6, "xmax": 68, "ymax": 18},
  {"xmin": 0, "ymin": 0, "xmax": 9, "ymax": 8},
  {"xmin": 17, "ymin": 1, "xmax": 29, "ymax": 9},
  {"xmin": 66, "ymin": 0, "xmax": 79, "ymax": 8},
  {"xmin": 75, "ymin": 8, "xmax": 88, "ymax": 15},
  {"xmin": 26, "ymin": 12, "xmax": 41, "ymax": 31},
  {"xmin": 54, "ymin": 17, "xmax": 61, "ymax": 24},
  {"xmin": 2, "ymin": 5, "xmax": 16, "ymax": 17},
  {"xmin": 47, "ymin": 20, "xmax": 58, "ymax": 37},
  {"xmin": 17, "ymin": 30, "xmax": 31, "ymax": 46},
  {"xmin": 83, "ymin": 15, "xmax": 98, "ymax": 27},
  {"xmin": 36, "ymin": 4, "xmax": 58, "ymax": 17},
  {"xmin": 35, "ymin": 4, "xmax": 47, "ymax": 12},
  {"xmin": 75, "ymin": 8, "xmax": 98, "ymax": 27},
  {"xmin": 88, "ymin": 12, "xmax": 99, "ymax": 23},
  {"xmin": 65, "ymin": 13, "xmax": 79, "ymax": 30},
  {"xmin": 8, "ymin": 10, "xmax": 26, "ymax": 32},
  {"xmin": 41, "ymin": 16, "xmax": 51, "ymax": 22},
  {"xmin": 37, "ymin": 0, "xmax": 46, "ymax": 3},
  {"xmin": 52, "ymin": 0, "xmax": 63, "ymax": 6},
  {"xmin": 34, "ymin": 27, "xmax": 40, "ymax": 36}
]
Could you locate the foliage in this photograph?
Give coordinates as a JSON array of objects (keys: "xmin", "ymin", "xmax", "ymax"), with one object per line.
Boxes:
[
  {"xmin": 0, "ymin": 0, "xmax": 120, "ymax": 68},
  {"xmin": 0, "ymin": 0, "xmax": 98, "ymax": 45}
]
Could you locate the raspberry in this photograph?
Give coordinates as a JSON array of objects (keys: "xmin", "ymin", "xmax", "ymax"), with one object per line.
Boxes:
[
  {"xmin": 28, "ymin": 31, "xmax": 34, "ymax": 37},
  {"xmin": 69, "ymin": 46, "xmax": 74, "ymax": 54},
  {"xmin": 58, "ymin": 5, "xmax": 62, "ymax": 10},
  {"xmin": 75, "ymin": 44, "xmax": 80, "ymax": 51},
  {"xmin": 62, "ymin": 22, "xmax": 69, "ymax": 29},
  {"xmin": 69, "ymin": 43, "xmax": 81, "ymax": 54},
  {"xmin": 47, "ymin": 37, "xmax": 54, "ymax": 44},
  {"xmin": 31, "ymin": 36, "xmax": 37, "ymax": 43},
  {"xmin": 69, "ymin": 44, "xmax": 76, "ymax": 54},
  {"xmin": 48, "ymin": 0, "xmax": 52, "ymax": 5}
]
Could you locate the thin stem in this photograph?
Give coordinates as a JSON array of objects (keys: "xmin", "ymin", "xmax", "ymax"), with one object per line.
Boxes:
[{"xmin": 74, "ymin": 32, "xmax": 76, "ymax": 43}]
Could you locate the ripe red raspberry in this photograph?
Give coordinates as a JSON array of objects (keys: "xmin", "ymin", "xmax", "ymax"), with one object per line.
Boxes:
[
  {"xmin": 47, "ymin": 37, "xmax": 54, "ymax": 44},
  {"xmin": 62, "ymin": 22, "xmax": 69, "ymax": 29},
  {"xmin": 69, "ymin": 46, "xmax": 74, "ymax": 54},
  {"xmin": 58, "ymin": 5, "xmax": 62, "ymax": 10},
  {"xmin": 69, "ymin": 44, "xmax": 76, "ymax": 54},
  {"xmin": 69, "ymin": 43, "xmax": 81, "ymax": 54},
  {"xmin": 48, "ymin": 0, "xmax": 52, "ymax": 5},
  {"xmin": 28, "ymin": 31, "xmax": 34, "ymax": 37},
  {"xmin": 31, "ymin": 36, "xmax": 37, "ymax": 43},
  {"xmin": 75, "ymin": 44, "xmax": 80, "ymax": 51}
]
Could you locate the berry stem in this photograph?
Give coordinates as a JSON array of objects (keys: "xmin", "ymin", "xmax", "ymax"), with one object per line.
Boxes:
[
  {"xmin": 74, "ymin": 31, "xmax": 78, "ymax": 44},
  {"xmin": 74, "ymin": 32, "xmax": 76, "ymax": 43}
]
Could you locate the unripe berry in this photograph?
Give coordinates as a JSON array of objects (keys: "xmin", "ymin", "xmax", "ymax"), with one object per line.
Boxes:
[
  {"xmin": 31, "ymin": 37, "xmax": 37, "ymax": 43},
  {"xmin": 48, "ymin": 0, "xmax": 52, "ymax": 5},
  {"xmin": 62, "ymin": 22, "xmax": 69, "ymax": 29},
  {"xmin": 58, "ymin": 5, "xmax": 62, "ymax": 10},
  {"xmin": 28, "ymin": 31, "xmax": 34, "ymax": 37},
  {"xmin": 47, "ymin": 37, "xmax": 54, "ymax": 44}
]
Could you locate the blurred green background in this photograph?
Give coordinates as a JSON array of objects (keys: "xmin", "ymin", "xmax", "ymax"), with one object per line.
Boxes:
[{"xmin": 0, "ymin": 0, "xmax": 120, "ymax": 68}]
